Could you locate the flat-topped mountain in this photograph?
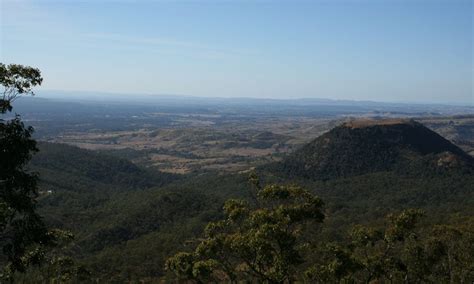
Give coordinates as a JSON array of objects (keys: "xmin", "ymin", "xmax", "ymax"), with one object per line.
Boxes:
[{"xmin": 276, "ymin": 119, "xmax": 473, "ymax": 180}]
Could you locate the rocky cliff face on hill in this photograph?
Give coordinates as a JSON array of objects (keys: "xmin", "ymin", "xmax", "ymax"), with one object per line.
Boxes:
[{"xmin": 277, "ymin": 119, "xmax": 474, "ymax": 180}]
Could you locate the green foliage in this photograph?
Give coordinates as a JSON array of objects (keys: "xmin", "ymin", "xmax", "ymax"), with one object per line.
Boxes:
[
  {"xmin": 303, "ymin": 243, "xmax": 361, "ymax": 283},
  {"xmin": 2, "ymin": 63, "xmax": 473, "ymax": 282},
  {"xmin": 0, "ymin": 65, "xmax": 67, "ymax": 281},
  {"xmin": 26, "ymin": 149, "xmax": 474, "ymax": 282},
  {"xmin": 24, "ymin": 147, "xmax": 474, "ymax": 282},
  {"xmin": 0, "ymin": 63, "xmax": 42, "ymax": 113},
  {"xmin": 305, "ymin": 210, "xmax": 474, "ymax": 283},
  {"xmin": 166, "ymin": 176, "xmax": 474, "ymax": 284},
  {"xmin": 0, "ymin": 64, "xmax": 82, "ymax": 282},
  {"xmin": 166, "ymin": 176, "xmax": 325, "ymax": 283},
  {"xmin": 32, "ymin": 142, "xmax": 178, "ymax": 189},
  {"xmin": 13, "ymin": 229, "xmax": 91, "ymax": 283},
  {"xmin": 10, "ymin": 105, "xmax": 471, "ymax": 281},
  {"xmin": 1, "ymin": 93, "xmax": 49, "ymax": 279}
]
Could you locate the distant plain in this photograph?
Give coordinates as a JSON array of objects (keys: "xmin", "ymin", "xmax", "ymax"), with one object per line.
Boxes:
[{"xmin": 15, "ymin": 95, "xmax": 474, "ymax": 174}]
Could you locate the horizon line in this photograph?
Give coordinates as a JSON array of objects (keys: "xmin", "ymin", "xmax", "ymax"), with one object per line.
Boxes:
[{"xmin": 35, "ymin": 89, "xmax": 474, "ymax": 107}]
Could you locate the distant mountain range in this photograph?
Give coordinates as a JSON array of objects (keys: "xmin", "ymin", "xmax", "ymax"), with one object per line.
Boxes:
[{"xmin": 34, "ymin": 90, "xmax": 474, "ymax": 109}]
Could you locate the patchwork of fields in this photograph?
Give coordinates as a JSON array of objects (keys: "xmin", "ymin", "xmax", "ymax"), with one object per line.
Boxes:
[{"xmin": 48, "ymin": 114, "xmax": 474, "ymax": 173}]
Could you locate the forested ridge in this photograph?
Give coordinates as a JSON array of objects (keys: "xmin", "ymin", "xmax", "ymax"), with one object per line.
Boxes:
[
  {"xmin": 18, "ymin": 128, "xmax": 474, "ymax": 282},
  {"xmin": 1, "ymin": 64, "xmax": 473, "ymax": 282},
  {"xmin": 273, "ymin": 119, "xmax": 474, "ymax": 180}
]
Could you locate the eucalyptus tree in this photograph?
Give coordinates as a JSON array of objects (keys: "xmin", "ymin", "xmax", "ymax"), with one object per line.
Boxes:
[
  {"xmin": 0, "ymin": 63, "xmax": 54, "ymax": 279},
  {"xmin": 166, "ymin": 175, "xmax": 325, "ymax": 283}
]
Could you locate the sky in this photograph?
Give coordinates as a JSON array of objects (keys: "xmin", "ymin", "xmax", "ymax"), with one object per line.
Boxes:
[{"xmin": 1, "ymin": 0, "xmax": 472, "ymax": 104}]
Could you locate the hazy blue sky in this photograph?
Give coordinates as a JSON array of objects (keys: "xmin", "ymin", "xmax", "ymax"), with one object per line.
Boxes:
[{"xmin": 1, "ymin": 0, "xmax": 472, "ymax": 104}]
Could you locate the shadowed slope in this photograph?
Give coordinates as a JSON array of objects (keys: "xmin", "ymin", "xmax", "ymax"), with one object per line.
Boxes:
[{"xmin": 277, "ymin": 119, "xmax": 473, "ymax": 180}]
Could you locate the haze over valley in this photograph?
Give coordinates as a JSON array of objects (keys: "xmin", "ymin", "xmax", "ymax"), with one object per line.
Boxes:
[
  {"xmin": 1, "ymin": 0, "xmax": 473, "ymax": 282},
  {"xmin": 15, "ymin": 95, "xmax": 474, "ymax": 174}
]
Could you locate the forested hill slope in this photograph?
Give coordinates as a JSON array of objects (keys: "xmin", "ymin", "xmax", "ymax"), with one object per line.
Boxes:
[
  {"xmin": 31, "ymin": 142, "xmax": 177, "ymax": 189},
  {"xmin": 29, "ymin": 142, "xmax": 182, "ymax": 244},
  {"xmin": 275, "ymin": 119, "xmax": 474, "ymax": 180},
  {"xmin": 22, "ymin": 127, "xmax": 473, "ymax": 281}
]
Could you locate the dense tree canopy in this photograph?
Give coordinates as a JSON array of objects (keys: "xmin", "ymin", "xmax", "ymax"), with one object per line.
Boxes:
[
  {"xmin": 0, "ymin": 63, "xmax": 56, "ymax": 279},
  {"xmin": 167, "ymin": 178, "xmax": 474, "ymax": 283},
  {"xmin": 1, "ymin": 63, "xmax": 472, "ymax": 282},
  {"xmin": 166, "ymin": 175, "xmax": 326, "ymax": 283}
]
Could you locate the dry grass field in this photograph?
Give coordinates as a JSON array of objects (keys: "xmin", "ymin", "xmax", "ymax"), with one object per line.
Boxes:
[{"xmin": 46, "ymin": 113, "xmax": 474, "ymax": 174}]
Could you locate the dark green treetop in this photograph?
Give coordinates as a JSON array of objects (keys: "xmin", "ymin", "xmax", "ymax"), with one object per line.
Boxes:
[
  {"xmin": 166, "ymin": 175, "xmax": 325, "ymax": 283},
  {"xmin": 1, "ymin": 63, "xmax": 42, "ymax": 113},
  {"xmin": 0, "ymin": 63, "xmax": 57, "ymax": 280}
]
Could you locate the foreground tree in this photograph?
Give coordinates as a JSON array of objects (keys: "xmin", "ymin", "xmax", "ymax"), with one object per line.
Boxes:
[
  {"xmin": 166, "ymin": 175, "xmax": 325, "ymax": 283},
  {"xmin": 0, "ymin": 63, "xmax": 42, "ymax": 113},
  {"xmin": 305, "ymin": 210, "xmax": 474, "ymax": 283},
  {"xmin": 167, "ymin": 174, "xmax": 474, "ymax": 284},
  {"xmin": 0, "ymin": 63, "xmax": 56, "ymax": 279}
]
